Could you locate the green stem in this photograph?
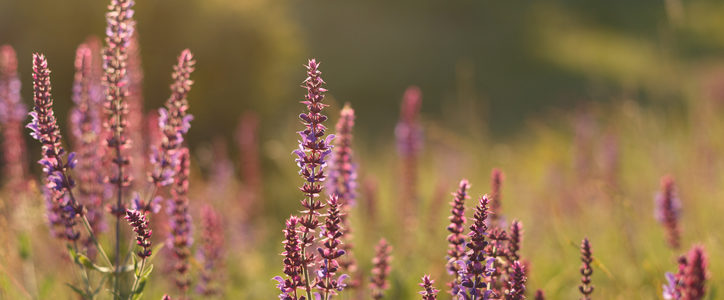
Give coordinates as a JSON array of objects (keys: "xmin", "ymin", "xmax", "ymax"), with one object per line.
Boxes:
[{"xmin": 127, "ymin": 258, "xmax": 146, "ymax": 300}]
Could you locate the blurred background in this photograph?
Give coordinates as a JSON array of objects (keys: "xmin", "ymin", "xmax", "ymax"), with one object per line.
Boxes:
[{"xmin": 2, "ymin": 0, "xmax": 724, "ymax": 298}]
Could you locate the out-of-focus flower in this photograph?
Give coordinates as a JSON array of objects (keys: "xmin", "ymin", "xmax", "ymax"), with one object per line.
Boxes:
[
  {"xmin": 370, "ymin": 238, "xmax": 392, "ymax": 300},
  {"xmin": 0, "ymin": 45, "xmax": 29, "ymax": 194},
  {"xmin": 655, "ymin": 176, "xmax": 682, "ymax": 249}
]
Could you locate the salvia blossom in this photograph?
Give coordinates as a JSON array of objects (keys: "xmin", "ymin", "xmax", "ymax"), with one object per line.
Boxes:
[
  {"xmin": 505, "ymin": 261, "xmax": 526, "ymax": 300},
  {"xmin": 534, "ymin": 289, "xmax": 545, "ymax": 300},
  {"xmin": 162, "ymin": 295, "xmax": 172, "ymax": 300},
  {"xmin": 663, "ymin": 271, "xmax": 680, "ymax": 300},
  {"xmin": 196, "ymin": 205, "xmax": 225, "ymax": 296},
  {"xmin": 461, "ymin": 195, "xmax": 491, "ymax": 298},
  {"xmin": 150, "ymin": 49, "xmax": 195, "ymax": 189},
  {"xmin": 28, "ymin": 53, "xmax": 81, "ymax": 241},
  {"xmin": 69, "ymin": 43, "xmax": 107, "ymax": 254},
  {"xmin": 103, "ymin": 0, "xmax": 136, "ymax": 217},
  {"xmin": 0, "ymin": 45, "xmax": 29, "ymax": 194},
  {"xmin": 455, "ymin": 257, "xmax": 495, "ymax": 300},
  {"xmin": 124, "ymin": 209, "xmax": 152, "ymax": 258},
  {"xmin": 681, "ymin": 245, "xmax": 708, "ymax": 300},
  {"xmin": 43, "ymin": 187, "xmax": 65, "ymax": 238},
  {"xmin": 485, "ymin": 226, "xmax": 508, "ymax": 293},
  {"xmin": 665, "ymin": 255, "xmax": 688, "ymax": 300},
  {"xmin": 274, "ymin": 216, "xmax": 305, "ymax": 300},
  {"xmin": 327, "ymin": 104, "xmax": 358, "ymax": 281},
  {"xmin": 316, "ymin": 195, "xmax": 347, "ymax": 297},
  {"xmin": 447, "ymin": 179, "xmax": 470, "ymax": 288},
  {"xmin": 578, "ymin": 238, "xmax": 594, "ymax": 300},
  {"xmin": 419, "ymin": 275, "xmax": 439, "ymax": 300},
  {"xmin": 489, "ymin": 168, "xmax": 504, "ymax": 225},
  {"xmin": 370, "ymin": 238, "xmax": 392, "ymax": 300},
  {"xmin": 292, "ymin": 59, "xmax": 334, "ymax": 296},
  {"xmin": 395, "ymin": 86, "xmax": 423, "ymax": 218},
  {"xmin": 169, "ymin": 148, "xmax": 193, "ymax": 292},
  {"xmin": 655, "ymin": 176, "xmax": 682, "ymax": 249},
  {"xmin": 506, "ymin": 220, "xmax": 523, "ymax": 271}
]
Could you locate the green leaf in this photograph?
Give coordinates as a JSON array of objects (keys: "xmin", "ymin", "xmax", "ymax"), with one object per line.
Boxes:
[
  {"xmin": 65, "ymin": 283, "xmax": 86, "ymax": 298},
  {"xmin": 141, "ymin": 264, "xmax": 154, "ymax": 278},
  {"xmin": 133, "ymin": 277, "xmax": 147, "ymax": 297}
]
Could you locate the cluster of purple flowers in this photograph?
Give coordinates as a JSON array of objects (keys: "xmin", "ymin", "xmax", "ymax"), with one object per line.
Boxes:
[
  {"xmin": 655, "ymin": 175, "xmax": 682, "ymax": 249},
  {"xmin": 28, "ymin": 53, "xmax": 82, "ymax": 241},
  {"xmin": 125, "ymin": 209, "xmax": 152, "ymax": 258},
  {"xmin": 663, "ymin": 245, "xmax": 709, "ymax": 300}
]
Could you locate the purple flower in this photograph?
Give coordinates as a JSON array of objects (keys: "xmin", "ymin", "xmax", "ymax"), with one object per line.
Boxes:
[
  {"xmin": 370, "ymin": 238, "xmax": 392, "ymax": 300},
  {"xmin": 292, "ymin": 59, "xmax": 334, "ymax": 297},
  {"xmin": 505, "ymin": 261, "xmax": 526, "ymax": 300},
  {"xmin": 69, "ymin": 43, "xmax": 107, "ymax": 253},
  {"xmin": 28, "ymin": 53, "xmax": 81, "ymax": 241},
  {"xmin": 419, "ymin": 275, "xmax": 439, "ymax": 300},
  {"xmin": 276, "ymin": 216, "xmax": 305, "ymax": 300},
  {"xmin": 150, "ymin": 49, "xmax": 195, "ymax": 188},
  {"xmin": 196, "ymin": 205, "xmax": 225, "ymax": 296},
  {"xmin": 124, "ymin": 209, "xmax": 152, "ymax": 258},
  {"xmin": 0, "ymin": 45, "xmax": 30, "ymax": 194},
  {"xmin": 447, "ymin": 179, "xmax": 470, "ymax": 289},
  {"xmin": 663, "ymin": 272, "xmax": 680, "ymax": 300},
  {"xmin": 326, "ymin": 104, "xmax": 358, "ymax": 281},
  {"xmin": 395, "ymin": 86, "xmax": 423, "ymax": 218},
  {"xmin": 103, "ymin": 0, "xmax": 136, "ymax": 216},
  {"xmin": 681, "ymin": 245, "xmax": 708, "ymax": 300},
  {"xmin": 655, "ymin": 175, "xmax": 682, "ymax": 249},
  {"xmin": 462, "ymin": 196, "xmax": 491, "ymax": 298},
  {"xmin": 168, "ymin": 148, "xmax": 193, "ymax": 293},
  {"xmin": 315, "ymin": 195, "xmax": 347, "ymax": 297},
  {"xmin": 489, "ymin": 168, "xmax": 504, "ymax": 225}
]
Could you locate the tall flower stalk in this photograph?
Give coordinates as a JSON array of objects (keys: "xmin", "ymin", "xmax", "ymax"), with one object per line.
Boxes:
[
  {"xmin": 292, "ymin": 59, "xmax": 334, "ymax": 299},
  {"xmin": 275, "ymin": 216, "xmax": 305, "ymax": 299},
  {"xmin": 150, "ymin": 49, "xmax": 195, "ymax": 193},
  {"xmin": 70, "ymin": 43, "xmax": 107, "ymax": 256},
  {"xmin": 447, "ymin": 179, "xmax": 470, "ymax": 292},
  {"xmin": 370, "ymin": 238, "xmax": 392, "ymax": 300},
  {"xmin": 462, "ymin": 195, "xmax": 491, "ymax": 299},
  {"xmin": 681, "ymin": 245, "xmax": 708, "ymax": 300},
  {"xmin": 0, "ymin": 45, "xmax": 29, "ymax": 194},
  {"xmin": 395, "ymin": 86, "xmax": 422, "ymax": 221},
  {"xmin": 578, "ymin": 238, "xmax": 594, "ymax": 300},
  {"xmin": 327, "ymin": 104, "xmax": 358, "ymax": 282},
  {"xmin": 489, "ymin": 168, "xmax": 504, "ymax": 226},
  {"xmin": 505, "ymin": 261, "xmax": 526, "ymax": 300},
  {"xmin": 28, "ymin": 53, "xmax": 82, "ymax": 241},
  {"xmin": 316, "ymin": 195, "xmax": 347, "ymax": 299},
  {"xmin": 196, "ymin": 205, "xmax": 225, "ymax": 296},
  {"xmin": 655, "ymin": 176, "xmax": 682, "ymax": 249},
  {"xmin": 103, "ymin": 0, "xmax": 136, "ymax": 281},
  {"xmin": 169, "ymin": 148, "xmax": 193, "ymax": 294}
]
